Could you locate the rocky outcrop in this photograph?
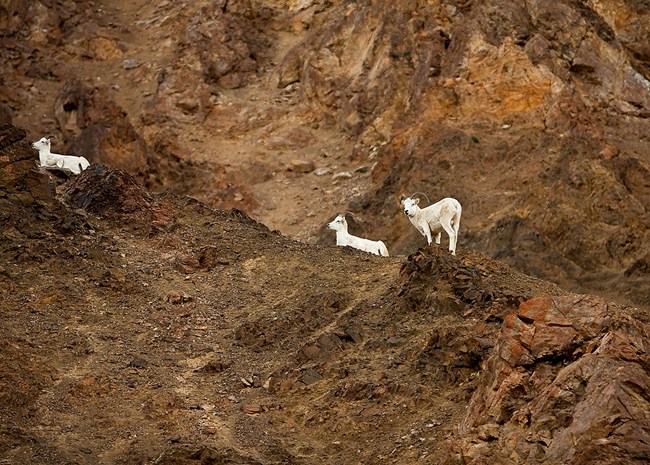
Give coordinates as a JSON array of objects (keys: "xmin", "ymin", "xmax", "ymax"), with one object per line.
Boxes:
[
  {"xmin": 443, "ymin": 295, "xmax": 650, "ymax": 464},
  {"xmin": 63, "ymin": 163, "xmax": 175, "ymax": 235},
  {"xmin": 0, "ymin": 124, "xmax": 62, "ymax": 228},
  {"xmin": 144, "ymin": 1, "xmax": 273, "ymax": 124},
  {"xmin": 55, "ymin": 80, "xmax": 152, "ymax": 176}
]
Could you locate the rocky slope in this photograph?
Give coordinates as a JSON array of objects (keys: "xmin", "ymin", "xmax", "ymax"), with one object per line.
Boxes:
[
  {"xmin": 1, "ymin": 0, "xmax": 649, "ymax": 310},
  {"xmin": 1, "ymin": 0, "xmax": 650, "ymax": 462},
  {"xmin": 1, "ymin": 124, "xmax": 648, "ymax": 464}
]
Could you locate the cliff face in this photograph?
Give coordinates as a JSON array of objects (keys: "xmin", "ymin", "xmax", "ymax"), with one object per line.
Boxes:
[{"xmin": 274, "ymin": 0, "xmax": 650, "ymax": 307}]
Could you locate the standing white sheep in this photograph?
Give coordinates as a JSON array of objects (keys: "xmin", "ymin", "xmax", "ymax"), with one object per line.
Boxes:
[
  {"xmin": 31, "ymin": 137, "xmax": 90, "ymax": 175},
  {"xmin": 401, "ymin": 193, "xmax": 462, "ymax": 255},
  {"xmin": 328, "ymin": 214, "xmax": 390, "ymax": 257}
]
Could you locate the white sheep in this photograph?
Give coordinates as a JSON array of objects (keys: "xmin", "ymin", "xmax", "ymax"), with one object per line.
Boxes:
[
  {"xmin": 328, "ymin": 213, "xmax": 389, "ymax": 257},
  {"xmin": 31, "ymin": 137, "xmax": 90, "ymax": 175},
  {"xmin": 401, "ymin": 193, "xmax": 462, "ymax": 255}
]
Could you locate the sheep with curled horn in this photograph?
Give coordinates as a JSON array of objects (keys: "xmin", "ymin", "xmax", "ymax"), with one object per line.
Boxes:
[
  {"xmin": 400, "ymin": 192, "xmax": 462, "ymax": 255},
  {"xmin": 327, "ymin": 212, "xmax": 389, "ymax": 257}
]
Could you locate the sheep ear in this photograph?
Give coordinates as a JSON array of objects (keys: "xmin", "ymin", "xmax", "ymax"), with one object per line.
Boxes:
[
  {"xmin": 415, "ymin": 198, "xmax": 420, "ymax": 205},
  {"xmin": 399, "ymin": 194, "xmax": 406, "ymax": 204}
]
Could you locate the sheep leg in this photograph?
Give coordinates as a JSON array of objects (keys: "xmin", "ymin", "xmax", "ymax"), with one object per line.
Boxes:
[
  {"xmin": 440, "ymin": 220, "xmax": 457, "ymax": 255},
  {"xmin": 435, "ymin": 232, "xmax": 441, "ymax": 245},
  {"xmin": 420, "ymin": 222, "xmax": 433, "ymax": 245}
]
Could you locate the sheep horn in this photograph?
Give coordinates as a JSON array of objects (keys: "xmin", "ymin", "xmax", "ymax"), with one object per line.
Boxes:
[{"xmin": 410, "ymin": 192, "xmax": 430, "ymax": 205}]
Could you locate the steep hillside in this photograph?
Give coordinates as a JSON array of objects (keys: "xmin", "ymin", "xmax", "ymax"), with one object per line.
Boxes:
[
  {"xmin": 1, "ymin": 125, "xmax": 649, "ymax": 464},
  {"xmin": 1, "ymin": 0, "xmax": 650, "ymax": 462},
  {"xmin": 1, "ymin": 0, "xmax": 649, "ymax": 310},
  {"xmin": 5, "ymin": 126, "xmax": 650, "ymax": 464}
]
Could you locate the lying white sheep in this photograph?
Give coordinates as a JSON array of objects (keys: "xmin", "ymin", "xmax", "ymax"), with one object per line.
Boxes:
[
  {"xmin": 31, "ymin": 137, "xmax": 90, "ymax": 175},
  {"xmin": 328, "ymin": 213, "xmax": 389, "ymax": 257},
  {"xmin": 401, "ymin": 193, "xmax": 462, "ymax": 255}
]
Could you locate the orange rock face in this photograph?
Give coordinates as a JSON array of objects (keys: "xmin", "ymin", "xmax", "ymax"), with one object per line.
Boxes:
[{"xmin": 458, "ymin": 295, "xmax": 649, "ymax": 464}]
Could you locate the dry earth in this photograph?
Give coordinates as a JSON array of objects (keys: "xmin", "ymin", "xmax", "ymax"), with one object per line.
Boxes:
[
  {"xmin": 1, "ymin": 0, "xmax": 650, "ymax": 464},
  {"xmin": 2, "ymin": 0, "xmax": 649, "ymax": 308},
  {"xmin": 3, "ymin": 127, "xmax": 647, "ymax": 464}
]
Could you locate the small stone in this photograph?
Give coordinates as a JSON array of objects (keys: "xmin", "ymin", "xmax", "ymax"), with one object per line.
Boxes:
[
  {"xmin": 175, "ymin": 98, "xmax": 199, "ymax": 113},
  {"xmin": 314, "ymin": 167, "xmax": 330, "ymax": 176},
  {"xmin": 289, "ymin": 159, "xmax": 315, "ymax": 173},
  {"xmin": 129, "ymin": 357, "xmax": 148, "ymax": 369},
  {"xmin": 242, "ymin": 403, "xmax": 262, "ymax": 414},
  {"xmin": 302, "ymin": 345, "xmax": 321, "ymax": 360},
  {"xmin": 300, "ymin": 368, "xmax": 323, "ymax": 385},
  {"xmin": 332, "ymin": 171, "xmax": 353, "ymax": 180},
  {"xmin": 166, "ymin": 291, "xmax": 192, "ymax": 304},
  {"xmin": 122, "ymin": 58, "xmax": 141, "ymax": 69},
  {"xmin": 196, "ymin": 360, "xmax": 230, "ymax": 374}
]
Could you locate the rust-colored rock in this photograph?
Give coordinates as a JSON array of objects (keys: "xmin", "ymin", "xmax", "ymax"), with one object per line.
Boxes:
[
  {"xmin": 63, "ymin": 163, "xmax": 175, "ymax": 234},
  {"xmin": 54, "ymin": 80, "xmax": 152, "ymax": 176},
  {"xmin": 450, "ymin": 295, "xmax": 650, "ymax": 464}
]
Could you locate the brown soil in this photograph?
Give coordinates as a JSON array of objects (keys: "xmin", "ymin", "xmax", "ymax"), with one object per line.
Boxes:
[
  {"xmin": 0, "ymin": 155, "xmax": 570, "ymax": 464},
  {"xmin": 1, "ymin": 0, "xmax": 649, "ymax": 463}
]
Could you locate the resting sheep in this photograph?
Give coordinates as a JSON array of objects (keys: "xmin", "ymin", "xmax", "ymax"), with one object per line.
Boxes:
[
  {"xmin": 31, "ymin": 137, "xmax": 90, "ymax": 175},
  {"xmin": 401, "ymin": 193, "xmax": 462, "ymax": 255},
  {"xmin": 328, "ymin": 214, "xmax": 389, "ymax": 257}
]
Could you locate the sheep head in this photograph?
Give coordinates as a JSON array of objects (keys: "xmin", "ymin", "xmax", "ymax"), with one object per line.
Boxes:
[
  {"xmin": 401, "ymin": 196, "xmax": 420, "ymax": 217},
  {"xmin": 328, "ymin": 214, "xmax": 348, "ymax": 232},
  {"xmin": 31, "ymin": 137, "xmax": 51, "ymax": 151}
]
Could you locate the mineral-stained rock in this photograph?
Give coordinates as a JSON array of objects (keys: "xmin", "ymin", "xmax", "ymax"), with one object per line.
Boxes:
[
  {"xmin": 449, "ymin": 295, "xmax": 650, "ymax": 464},
  {"xmin": 63, "ymin": 163, "xmax": 176, "ymax": 234},
  {"xmin": 63, "ymin": 164, "xmax": 152, "ymax": 215}
]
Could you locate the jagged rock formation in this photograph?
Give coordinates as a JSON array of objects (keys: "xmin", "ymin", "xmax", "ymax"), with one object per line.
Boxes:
[{"xmin": 454, "ymin": 295, "xmax": 649, "ymax": 465}]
